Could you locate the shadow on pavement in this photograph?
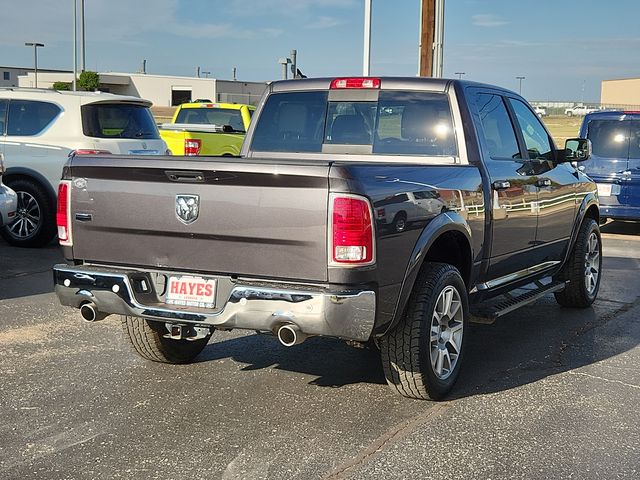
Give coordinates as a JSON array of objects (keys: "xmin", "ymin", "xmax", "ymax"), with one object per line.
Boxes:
[
  {"xmin": 198, "ymin": 333, "xmax": 387, "ymax": 388},
  {"xmin": 601, "ymin": 220, "xmax": 640, "ymax": 236},
  {"xmin": 0, "ymin": 238, "xmax": 62, "ymax": 300}
]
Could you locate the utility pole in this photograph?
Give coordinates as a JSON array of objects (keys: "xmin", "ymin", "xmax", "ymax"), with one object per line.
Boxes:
[
  {"xmin": 25, "ymin": 42, "xmax": 44, "ymax": 88},
  {"xmin": 516, "ymin": 76, "xmax": 525, "ymax": 95},
  {"xmin": 79, "ymin": 0, "xmax": 85, "ymax": 72},
  {"xmin": 419, "ymin": 0, "xmax": 445, "ymax": 77},
  {"xmin": 72, "ymin": 0, "xmax": 77, "ymax": 91},
  {"xmin": 290, "ymin": 49, "xmax": 297, "ymax": 79},
  {"xmin": 363, "ymin": 0, "xmax": 372, "ymax": 76},
  {"xmin": 455, "ymin": 72, "xmax": 465, "ymax": 79}
]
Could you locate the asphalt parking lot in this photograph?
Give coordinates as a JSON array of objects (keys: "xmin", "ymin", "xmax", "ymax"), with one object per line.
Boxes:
[{"xmin": 0, "ymin": 222, "xmax": 638, "ymax": 480}]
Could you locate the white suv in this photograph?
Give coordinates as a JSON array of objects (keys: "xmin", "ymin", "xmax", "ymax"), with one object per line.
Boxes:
[{"xmin": 0, "ymin": 88, "xmax": 167, "ymax": 247}]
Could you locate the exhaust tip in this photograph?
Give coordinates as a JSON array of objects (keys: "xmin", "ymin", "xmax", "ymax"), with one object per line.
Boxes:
[
  {"xmin": 277, "ymin": 324, "xmax": 306, "ymax": 347},
  {"xmin": 80, "ymin": 303, "xmax": 100, "ymax": 322}
]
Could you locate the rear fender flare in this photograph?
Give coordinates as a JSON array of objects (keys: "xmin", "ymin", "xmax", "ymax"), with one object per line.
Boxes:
[{"xmin": 383, "ymin": 212, "xmax": 473, "ymax": 335}]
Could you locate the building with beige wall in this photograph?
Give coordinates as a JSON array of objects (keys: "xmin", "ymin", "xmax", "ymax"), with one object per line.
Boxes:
[
  {"xmin": 18, "ymin": 71, "xmax": 266, "ymax": 107},
  {"xmin": 601, "ymin": 77, "xmax": 640, "ymax": 107}
]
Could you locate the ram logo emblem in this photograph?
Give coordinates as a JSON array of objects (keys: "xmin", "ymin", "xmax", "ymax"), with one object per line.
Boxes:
[{"xmin": 175, "ymin": 194, "xmax": 200, "ymax": 225}]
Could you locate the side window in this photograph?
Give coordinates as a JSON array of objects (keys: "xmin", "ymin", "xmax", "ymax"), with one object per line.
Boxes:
[
  {"xmin": 0, "ymin": 99, "xmax": 8, "ymax": 135},
  {"xmin": 628, "ymin": 121, "xmax": 640, "ymax": 159},
  {"xmin": 509, "ymin": 98, "xmax": 553, "ymax": 161},
  {"xmin": 475, "ymin": 93, "xmax": 520, "ymax": 160},
  {"xmin": 7, "ymin": 100, "xmax": 61, "ymax": 136},
  {"xmin": 588, "ymin": 120, "xmax": 630, "ymax": 159}
]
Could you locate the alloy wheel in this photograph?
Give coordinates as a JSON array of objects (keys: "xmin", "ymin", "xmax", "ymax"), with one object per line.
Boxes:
[
  {"xmin": 430, "ymin": 285, "xmax": 464, "ymax": 380},
  {"xmin": 7, "ymin": 191, "xmax": 41, "ymax": 239}
]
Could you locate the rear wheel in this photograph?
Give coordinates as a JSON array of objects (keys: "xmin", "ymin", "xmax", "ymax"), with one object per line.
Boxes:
[
  {"xmin": 554, "ymin": 218, "xmax": 602, "ymax": 307},
  {"xmin": 1, "ymin": 178, "xmax": 56, "ymax": 247},
  {"xmin": 121, "ymin": 316, "xmax": 212, "ymax": 364},
  {"xmin": 392, "ymin": 212, "xmax": 407, "ymax": 233},
  {"xmin": 379, "ymin": 262, "xmax": 468, "ymax": 400}
]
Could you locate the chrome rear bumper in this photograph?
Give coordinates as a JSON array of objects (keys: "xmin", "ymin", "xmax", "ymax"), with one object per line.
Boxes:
[{"xmin": 53, "ymin": 264, "xmax": 376, "ymax": 341}]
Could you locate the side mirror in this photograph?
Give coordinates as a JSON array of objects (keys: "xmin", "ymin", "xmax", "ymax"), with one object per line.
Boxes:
[{"xmin": 563, "ymin": 138, "xmax": 591, "ymax": 162}]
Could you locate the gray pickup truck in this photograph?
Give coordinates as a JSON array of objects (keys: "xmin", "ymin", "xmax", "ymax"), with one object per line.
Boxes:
[{"xmin": 53, "ymin": 77, "xmax": 600, "ymax": 400}]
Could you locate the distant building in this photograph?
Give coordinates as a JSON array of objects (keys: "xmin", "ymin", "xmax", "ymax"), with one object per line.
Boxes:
[
  {"xmin": 0, "ymin": 65, "xmax": 71, "ymax": 87},
  {"xmin": 601, "ymin": 77, "xmax": 640, "ymax": 107},
  {"xmin": 17, "ymin": 71, "xmax": 267, "ymax": 107}
]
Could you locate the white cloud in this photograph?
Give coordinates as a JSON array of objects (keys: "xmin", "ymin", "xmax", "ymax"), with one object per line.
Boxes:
[
  {"xmin": 472, "ymin": 14, "xmax": 510, "ymax": 28},
  {"xmin": 306, "ymin": 16, "xmax": 343, "ymax": 30}
]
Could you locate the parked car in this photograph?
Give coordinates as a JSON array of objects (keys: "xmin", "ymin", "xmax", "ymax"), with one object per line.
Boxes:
[
  {"xmin": 533, "ymin": 106, "xmax": 547, "ymax": 117},
  {"xmin": 579, "ymin": 110, "xmax": 640, "ymax": 222},
  {"xmin": 565, "ymin": 105, "xmax": 598, "ymax": 117},
  {"xmin": 0, "ymin": 154, "xmax": 17, "ymax": 227},
  {"xmin": 0, "ymin": 88, "xmax": 168, "ymax": 247},
  {"xmin": 374, "ymin": 190, "xmax": 445, "ymax": 232},
  {"xmin": 159, "ymin": 102, "xmax": 255, "ymax": 156},
  {"xmin": 53, "ymin": 77, "xmax": 599, "ymax": 401}
]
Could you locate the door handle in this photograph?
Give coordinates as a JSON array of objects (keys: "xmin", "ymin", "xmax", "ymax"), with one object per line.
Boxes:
[
  {"xmin": 536, "ymin": 178, "xmax": 552, "ymax": 187},
  {"xmin": 492, "ymin": 180, "xmax": 511, "ymax": 190},
  {"xmin": 165, "ymin": 170, "xmax": 205, "ymax": 183}
]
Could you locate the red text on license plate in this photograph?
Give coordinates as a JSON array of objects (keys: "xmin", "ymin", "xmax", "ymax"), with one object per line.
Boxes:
[{"xmin": 165, "ymin": 276, "xmax": 216, "ymax": 308}]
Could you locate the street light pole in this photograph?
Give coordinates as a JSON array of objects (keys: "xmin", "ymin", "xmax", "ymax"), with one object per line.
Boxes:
[
  {"xmin": 79, "ymin": 0, "xmax": 85, "ymax": 72},
  {"xmin": 73, "ymin": 0, "xmax": 77, "ymax": 91},
  {"xmin": 363, "ymin": 0, "xmax": 372, "ymax": 76},
  {"xmin": 24, "ymin": 42, "xmax": 44, "ymax": 88},
  {"xmin": 516, "ymin": 76, "xmax": 525, "ymax": 95}
]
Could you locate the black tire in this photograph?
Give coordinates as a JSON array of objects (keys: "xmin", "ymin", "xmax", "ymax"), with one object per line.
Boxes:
[
  {"xmin": 121, "ymin": 316, "xmax": 212, "ymax": 364},
  {"xmin": 0, "ymin": 178, "xmax": 56, "ymax": 247},
  {"xmin": 554, "ymin": 218, "xmax": 602, "ymax": 308},
  {"xmin": 379, "ymin": 262, "xmax": 469, "ymax": 400},
  {"xmin": 392, "ymin": 212, "xmax": 407, "ymax": 233}
]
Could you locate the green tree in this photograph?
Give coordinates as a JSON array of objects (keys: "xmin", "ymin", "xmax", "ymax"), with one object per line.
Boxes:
[
  {"xmin": 78, "ymin": 71, "xmax": 100, "ymax": 91},
  {"xmin": 52, "ymin": 81, "xmax": 71, "ymax": 91}
]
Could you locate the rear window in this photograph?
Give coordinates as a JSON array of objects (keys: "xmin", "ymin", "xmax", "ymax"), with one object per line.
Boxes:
[
  {"xmin": 587, "ymin": 120, "xmax": 629, "ymax": 158},
  {"xmin": 250, "ymin": 90, "xmax": 457, "ymax": 156},
  {"xmin": 7, "ymin": 100, "xmax": 61, "ymax": 136},
  {"xmin": 175, "ymin": 107, "xmax": 246, "ymax": 132},
  {"xmin": 81, "ymin": 103, "xmax": 159, "ymax": 139}
]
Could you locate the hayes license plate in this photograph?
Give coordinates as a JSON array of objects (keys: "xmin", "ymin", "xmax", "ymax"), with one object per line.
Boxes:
[{"xmin": 165, "ymin": 276, "xmax": 216, "ymax": 308}]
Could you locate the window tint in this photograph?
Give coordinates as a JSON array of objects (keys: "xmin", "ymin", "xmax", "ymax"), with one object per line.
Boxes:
[
  {"xmin": 81, "ymin": 103, "xmax": 159, "ymax": 139},
  {"xmin": 587, "ymin": 120, "xmax": 630, "ymax": 159},
  {"xmin": 325, "ymin": 101, "xmax": 376, "ymax": 145},
  {"xmin": 0, "ymin": 99, "xmax": 7, "ymax": 135},
  {"xmin": 175, "ymin": 107, "xmax": 246, "ymax": 132},
  {"xmin": 628, "ymin": 121, "xmax": 640, "ymax": 160},
  {"xmin": 7, "ymin": 100, "xmax": 61, "ymax": 136},
  {"xmin": 373, "ymin": 92, "xmax": 457, "ymax": 156},
  {"xmin": 509, "ymin": 98, "xmax": 553, "ymax": 161},
  {"xmin": 251, "ymin": 91, "xmax": 328, "ymax": 153},
  {"xmin": 475, "ymin": 94, "xmax": 520, "ymax": 159}
]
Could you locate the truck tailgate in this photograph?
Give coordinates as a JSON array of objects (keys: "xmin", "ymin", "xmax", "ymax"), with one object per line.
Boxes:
[{"xmin": 68, "ymin": 156, "xmax": 330, "ymax": 282}]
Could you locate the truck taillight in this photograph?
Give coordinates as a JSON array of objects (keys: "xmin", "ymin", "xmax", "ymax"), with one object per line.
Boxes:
[
  {"xmin": 330, "ymin": 77, "xmax": 381, "ymax": 89},
  {"xmin": 56, "ymin": 180, "xmax": 72, "ymax": 246},
  {"xmin": 74, "ymin": 149, "xmax": 112, "ymax": 155},
  {"xmin": 331, "ymin": 194, "xmax": 375, "ymax": 265},
  {"xmin": 184, "ymin": 139, "xmax": 202, "ymax": 156}
]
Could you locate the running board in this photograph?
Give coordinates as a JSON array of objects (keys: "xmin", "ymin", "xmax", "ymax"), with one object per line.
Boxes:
[{"xmin": 469, "ymin": 280, "xmax": 568, "ymax": 325}]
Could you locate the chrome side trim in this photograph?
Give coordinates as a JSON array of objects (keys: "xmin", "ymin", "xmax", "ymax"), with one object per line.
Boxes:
[
  {"xmin": 53, "ymin": 264, "xmax": 376, "ymax": 342},
  {"xmin": 472, "ymin": 260, "xmax": 561, "ymax": 292}
]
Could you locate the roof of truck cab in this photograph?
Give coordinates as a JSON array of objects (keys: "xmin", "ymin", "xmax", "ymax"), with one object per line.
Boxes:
[
  {"xmin": 177, "ymin": 102, "xmax": 255, "ymax": 110},
  {"xmin": 269, "ymin": 77, "xmax": 519, "ymax": 97}
]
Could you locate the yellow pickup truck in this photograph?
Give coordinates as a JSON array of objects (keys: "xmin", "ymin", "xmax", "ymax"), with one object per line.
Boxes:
[{"xmin": 159, "ymin": 102, "xmax": 255, "ymax": 156}]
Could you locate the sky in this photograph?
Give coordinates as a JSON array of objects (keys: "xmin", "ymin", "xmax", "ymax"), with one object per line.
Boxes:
[{"xmin": 1, "ymin": 0, "xmax": 639, "ymax": 102}]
